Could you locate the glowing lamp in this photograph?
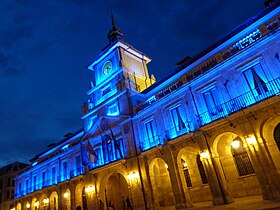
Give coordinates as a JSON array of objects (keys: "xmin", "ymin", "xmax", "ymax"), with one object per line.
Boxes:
[
  {"xmin": 26, "ymin": 203, "xmax": 30, "ymax": 208},
  {"xmin": 85, "ymin": 185, "xmax": 95, "ymax": 193},
  {"xmin": 246, "ymin": 136, "xmax": 257, "ymax": 145},
  {"xmin": 64, "ymin": 192, "xmax": 69, "ymax": 198},
  {"xmin": 182, "ymin": 161, "xmax": 188, "ymax": 169},
  {"xmin": 11, "ymin": 208, "xmax": 15, "ymax": 210},
  {"xmin": 231, "ymin": 140, "xmax": 240, "ymax": 149},
  {"xmin": 164, "ymin": 163, "xmax": 168, "ymax": 169},
  {"xmin": 43, "ymin": 198, "xmax": 49, "ymax": 204},
  {"xmin": 200, "ymin": 151, "xmax": 210, "ymax": 159},
  {"xmin": 34, "ymin": 201, "xmax": 39, "ymax": 207},
  {"xmin": 127, "ymin": 172, "xmax": 139, "ymax": 181}
]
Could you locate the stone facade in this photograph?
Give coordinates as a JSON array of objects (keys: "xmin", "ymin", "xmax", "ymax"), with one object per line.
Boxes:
[{"xmin": 12, "ymin": 2, "xmax": 280, "ymax": 210}]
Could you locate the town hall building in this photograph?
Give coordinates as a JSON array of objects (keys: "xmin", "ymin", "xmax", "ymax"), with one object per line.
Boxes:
[{"xmin": 9, "ymin": 1, "xmax": 280, "ymax": 210}]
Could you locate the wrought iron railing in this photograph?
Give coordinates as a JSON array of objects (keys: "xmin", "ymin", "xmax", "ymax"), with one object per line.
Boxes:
[
  {"xmin": 199, "ymin": 76, "xmax": 280, "ymax": 126},
  {"xmin": 140, "ymin": 135, "xmax": 163, "ymax": 152},
  {"xmin": 165, "ymin": 121, "xmax": 193, "ymax": 140}
]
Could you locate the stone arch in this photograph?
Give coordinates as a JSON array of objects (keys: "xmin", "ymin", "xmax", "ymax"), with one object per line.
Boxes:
[
  {"xmin": 39, "ymin": 194, "xmax": 48, "ymax": 209},
  {"xmin": 99, "ymin": 172, "xmax": 129, "ymax": 210},
  {"xmin": 212, "ymin": 131, "xmax": 261, "ymax": 198},
  {"xmin": 75, "ymin": 183, "xmax": 84, "ymax": 209},
  {"xmin": 177, "ymin": 146, "xmax": 212, "ymax": 203},
  {"xmin": 149, "ymin": 157, "xmax": 175, "ymax": 209},
  {"xmin": 261, "ymin": 115, "xmax": 280, "ymax": 172},
  {"xmin": 50, "ymin": 191, "xmax": 59, "ymax": 210},
  {"xmin": 23, "ymin": 200, "xmax": 31, "ymax": 210},
  {"xmin": 31, "ymin": 197, "xmax": 38, "ymax": 210}
]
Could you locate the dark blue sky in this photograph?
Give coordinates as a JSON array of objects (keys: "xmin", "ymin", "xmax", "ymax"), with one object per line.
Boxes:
[{"xmin": 0, "ymin": 0, "xmax": 264, "ymax": 167}]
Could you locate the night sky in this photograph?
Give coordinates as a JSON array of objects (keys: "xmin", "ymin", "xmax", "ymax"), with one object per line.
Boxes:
[{"xmin": 0, "ymin": 0, "xmax": 265, "ymax": 167}]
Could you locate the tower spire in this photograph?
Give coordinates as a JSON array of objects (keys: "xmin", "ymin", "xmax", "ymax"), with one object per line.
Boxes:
[{"xmin": 107, "ymin": 14, "xmax": 124, "ymax": 44}]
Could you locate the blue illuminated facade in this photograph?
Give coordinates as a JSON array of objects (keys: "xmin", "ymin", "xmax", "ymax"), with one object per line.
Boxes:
[{"xmin": 13, "ymin": 3, "xmax": 280, "ymax": 210}]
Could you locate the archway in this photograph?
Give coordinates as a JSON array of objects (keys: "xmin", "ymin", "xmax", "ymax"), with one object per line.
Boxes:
[
  {"xmin": 102, "ymin": 173, "xmax": 129, "ymax": 210},
  {"xmin": 213, "ymin": 132, "xmax": 261, "ymax": 198},
  {"xmin": 31, "ymin": 198, "xmax": 38, "ymax": 210},
  {"xmin": 262, "ymin": 116, "xmax": 280, "ymax": 172},
  {"xmin": 50, "ymin": 191, "xmax": 59, "ymax": 210},
  {"xmin": 149, "ymin": 158, "xmax": 175, "ymax": 208},
  {"xmin": 177, "ymin": 147, "xmax": 211, "ymax": 203}
]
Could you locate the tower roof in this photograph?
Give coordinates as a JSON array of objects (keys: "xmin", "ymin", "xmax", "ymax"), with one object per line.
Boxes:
[{"xmin": 107, "ymin": 15, "xmax": 124, "ymax": 44}]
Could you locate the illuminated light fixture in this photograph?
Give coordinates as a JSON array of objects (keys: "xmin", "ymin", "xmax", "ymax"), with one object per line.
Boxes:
[
  {"xmin": 26, "ymin": 203, "xmax": 30, "ymax": 208},
  {"xmin": 11, "ymin": 208, "xmax": 15, "ymax": 210},
  {"xmin": 231, "ymin": 139, "xmax": 240, "ymax": 149},
  {"xmin": 64, "ymin": 192, "xmax": 69, "ymax": 198},
  {"xmin": 200, "ymin": 151, "xmax": 210, "ymax": 159},
  {"xmin": 246, "ymin": 136, "xmax": 257, "ymax": 145},
  {"xmin": 85, "ymin": 185, "xmax": 95, "ymax": 193},
  {"xmin": 34, "ymin": 201, "xmax": 39, "ymax": 207},
  {"xmin": 182, "ymin": 161, "xmax": 188, "ymax": 169},
  {"xmin": 164, "ymin": 163, "xmax": 168, "ymax": 169},
  {"xmin": 43, "ymin": 198, "xmax": 49, "ymax": 204},
  {"xmin": 62, "ymin": 144, "xmax": 70, "ymax": 150},
  {"xmin": 32, "ymin": 161, "xmax": 38, "ymax": 167},
  {"xmin": 127, "ymin": 172, "xmax": 139, "ymax": 181}
]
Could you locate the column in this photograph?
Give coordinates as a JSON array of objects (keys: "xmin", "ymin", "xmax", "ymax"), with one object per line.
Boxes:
[
  {"xmin": 201, "ymin": 151, "xmax": 234, "ymax": 205},
  {"xmin": 246, "ymin": 136, "xmax": 280, "ymax": 200},
  {"xmin": 164, "ymin": 148, "xmax": 193, "ymax": 209}
]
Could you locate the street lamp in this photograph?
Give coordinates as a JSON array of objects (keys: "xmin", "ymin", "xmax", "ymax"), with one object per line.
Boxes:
[{"xmin": 26, "ymin": 203, "xmax": 31, "ymax": 209}]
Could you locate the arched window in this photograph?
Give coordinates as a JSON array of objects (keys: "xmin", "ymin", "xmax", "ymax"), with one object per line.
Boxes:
[
  {"xmin": 181, "ymin": 159, "xmax": 192, "ymax": 187},
  {"xmin": 196, "ymin": 154, "xmax": 208, "ymax": 184},
  {"xmin": 273, "ymin": 123, "xmax": 280, "ymax": 151},
  {"xmin": 231, "ymin": 138, "xmax": 254, "ymax": 176}
]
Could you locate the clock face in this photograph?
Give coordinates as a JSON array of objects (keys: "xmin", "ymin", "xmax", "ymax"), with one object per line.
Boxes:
[{"xmin": 102, "ymin": 60, "xmax": 112, "ymax": 75}]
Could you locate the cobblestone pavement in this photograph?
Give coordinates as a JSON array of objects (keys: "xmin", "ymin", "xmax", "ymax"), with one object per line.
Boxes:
[{"xmin": 189, "ymin": 195, "xmax": 280, "ymax": 210}]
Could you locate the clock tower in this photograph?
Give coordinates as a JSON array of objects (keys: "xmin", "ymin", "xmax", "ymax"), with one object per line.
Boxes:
[{"xmin": 82, "ymin": 16, "xmax": 156, "ymax": 131}]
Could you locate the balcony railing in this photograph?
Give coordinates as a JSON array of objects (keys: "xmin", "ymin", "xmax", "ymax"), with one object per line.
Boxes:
[
  {"xmin": 140, "ymin": 135, "xmax": 164, "ymax": 152},
  {"xmin": 199, "ymin": 76, "xmax": 280, "ymax": 126},
  {"xmin": 70, "ymin": 167, "xmax": 85, "ymax": 178},
  {"xmin": 166, "ymin": 121, "xmax": 193, "ymax": 140}
]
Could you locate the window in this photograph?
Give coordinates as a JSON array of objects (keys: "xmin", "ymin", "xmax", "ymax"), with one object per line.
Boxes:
[
  {"xmin": 25, "ymin": 179, "xmax": 29, "ymax": 193},
  {"xmin": 107, "ymin": 102, "xmax": 119, "ymax": 116},
  {"xmin": 33, "ymin": 176, "xmax": 37, "ymax": 191},
  {"xmin": 62, "ymin": 162, "xmax": 68, "ymax": 180},
  {"xmin": 145, "ymin": 120, "xmax": 158, "ymax": 146},
  {"xmin": 102, "ymin": 84, "xmax": 112, "ymax": 96},
  {"xmin": 18, "ymin": 182, "xmax": 22, "ymax": 194},
  {"xmin": 231, "ymin": 138, "xmax": 255, "ymax": 176},
  {"xmin": 181, "ymin": 159, "xmax": 192, "ymax": 187},
  {"xmin": 170, "ymin": 106, "xmax": 186, "ymax": 131},
  {"xmin": 273, "ymin": 123, "xmax": 280, "ymax": 151},
  {"xmin": 243, "ymin": 63, "xmax": 268, "ymax": 95},
  {"xmin": 42, "ymin": 171, "xmax": 46, "ymax": 187},
  {"xmin": 75, "ymin": 155, "xmax": 81, "ymax": 171},
  {"xmin": 196, "ymin": 154, "xmax": 208, "ymax": 184},
  {"xmin": 102, "ymin": 135, "xmax": 115, "ymax": 163},
  {"xmin": 52, "ymin": 167, "xmax": 56, "ymax": 184},
  {"xmin": 203, "ymin": 87, "xmax": 223, "ymax": 115}
]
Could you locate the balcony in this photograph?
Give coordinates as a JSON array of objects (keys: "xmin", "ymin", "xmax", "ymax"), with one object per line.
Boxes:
[
  {"xmin": 165, "ymin": 121, "xmax": 193, "ymax": 140},
  {"xmin": 70, "ymin": 167, "xmax": 85, "ymax": 178},
  {"xmin": 199, "ymin": 77, "xmax": 280, "ymax": 126},
  {"xmin": 140, "ymin": 135, "xmax": 164, "ymax": 152}
]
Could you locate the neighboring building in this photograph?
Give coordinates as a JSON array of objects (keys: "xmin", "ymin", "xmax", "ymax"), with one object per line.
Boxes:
[
  {"xmin": 13, "ymin": 1, "xmax": 280, "ymax": 210},
  {"xmin": 0, "ymin": 162, "xmax": 29, "ymax": 210}
]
